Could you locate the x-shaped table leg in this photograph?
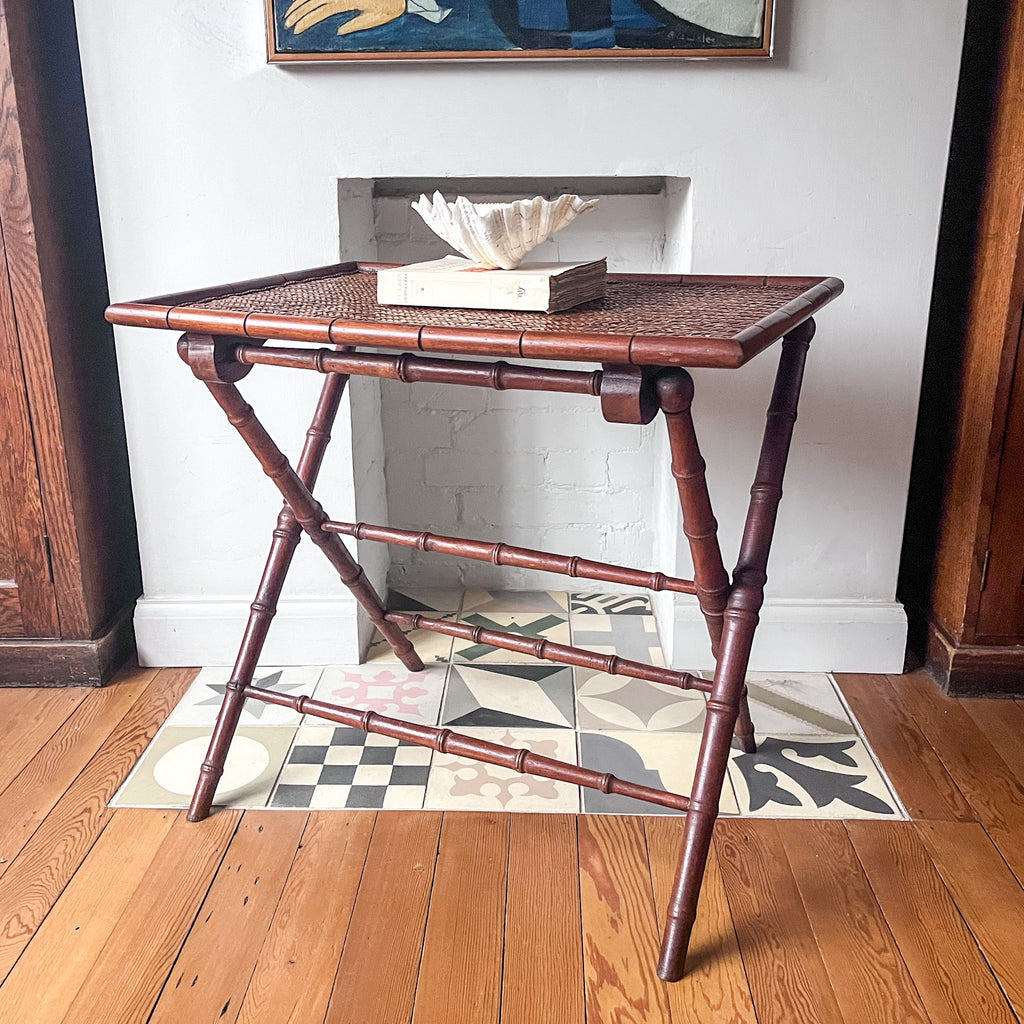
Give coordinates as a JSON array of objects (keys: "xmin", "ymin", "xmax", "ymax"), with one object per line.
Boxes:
[{"xmin": 180, "ymin": 335, "xmax": 422, "ymax": 822}]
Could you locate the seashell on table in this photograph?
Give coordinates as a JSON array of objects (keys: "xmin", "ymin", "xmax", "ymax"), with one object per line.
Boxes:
[{"xmin": 411, "ymin": 192, "xmax": 600, "ymax": 270}]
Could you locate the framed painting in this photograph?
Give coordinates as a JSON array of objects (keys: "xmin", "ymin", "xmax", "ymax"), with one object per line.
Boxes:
[{"xmin": 265, "ymin": 0, "xmax": 773, "ymax": 62}]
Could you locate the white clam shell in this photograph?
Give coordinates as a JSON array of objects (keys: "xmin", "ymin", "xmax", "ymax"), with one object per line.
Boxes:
[{"xmin": 410, "ymin": 192, "xmax": 600, "ymax": 270}]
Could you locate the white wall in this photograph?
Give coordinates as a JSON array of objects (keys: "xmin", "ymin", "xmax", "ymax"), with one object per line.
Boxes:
[{"xmin": 75, "ymin": 0, "xmax": 967, "ymax": 670}]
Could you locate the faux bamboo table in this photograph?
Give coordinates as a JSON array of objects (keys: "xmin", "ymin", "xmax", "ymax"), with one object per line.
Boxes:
[{"xmin": 107, "ymin": 262, "xmax": 843, "ymax": 981}]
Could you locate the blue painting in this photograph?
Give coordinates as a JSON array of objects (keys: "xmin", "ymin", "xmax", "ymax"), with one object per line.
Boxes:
[{"xmin": 267, "ymin": 0, "xmax": 772, "ymax": 60}]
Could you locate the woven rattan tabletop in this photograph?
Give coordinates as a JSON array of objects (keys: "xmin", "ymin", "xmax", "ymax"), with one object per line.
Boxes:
[{"xmin": 107, "ymin": 263, "xmax": 843, "ymax": 368}]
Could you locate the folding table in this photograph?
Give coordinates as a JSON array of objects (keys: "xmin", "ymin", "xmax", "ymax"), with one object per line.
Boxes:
[{"xmin": 107, "ymin": 263, "xmax": 843, "ymax": 980}]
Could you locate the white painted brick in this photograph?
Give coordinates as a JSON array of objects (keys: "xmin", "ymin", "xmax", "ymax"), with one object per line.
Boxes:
[
  {"xmin": 386, "ymin": 483, "xmax": 459, "ymax": 529},
  {"xmin": 483, "ymin": 388, "xmax": 557, "ymax": 414},
  {"xmin": 544, "ymin": 451, "xmax": 607, "ymax": 488},
  {"xmin": 383, "ymin": 407, "xmax": 454, "ymax": 450},
  {"xmin": 389, "ymin": 559, "xmax": 464, "ymax": 589},
  {"xmin": 424, "ymin": 448, "xmax": 546, "ymax": 488},
  {"xmin": 382, "ymin": 450, "xmax": 425, "ymax": 492},
  {"xmin": 370, "ymin": 183, "xmax": 671, "ymax": 593},
  {"xmin": 602, "ymin": 525, "xmax": 656, "ymax": 566},
  {"xmin": 606, "ymin": 449, "xmax": 657, "ymax": 488},
  {"xmin": 408, "ymin": 382, "xmax": 488, "ymax": 413},
  {"xmin": 450, "ymin": 411, "xmax": 524, "ymax": 452},
  {"xmin": 461, "ymin": 487, "xmax": 616, "ymax": 529},
  {"xmin": 539, "ymin": 526, "xmax": 597, "ymax": 558}
]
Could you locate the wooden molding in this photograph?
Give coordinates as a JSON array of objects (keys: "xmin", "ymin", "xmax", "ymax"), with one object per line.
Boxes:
[
  {"xmin": 925, "ymin": 620, "xmax": 1024, "ymax": 696},
  {"xmin": 0, "ymin": 601, "xmax": 136, "ymax": 687}
]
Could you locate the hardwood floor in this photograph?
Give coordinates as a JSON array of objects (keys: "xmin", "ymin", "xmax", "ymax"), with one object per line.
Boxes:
[{"xmin": 0, "ymin": 666, "xmax": 1022, "ymax": 1023}]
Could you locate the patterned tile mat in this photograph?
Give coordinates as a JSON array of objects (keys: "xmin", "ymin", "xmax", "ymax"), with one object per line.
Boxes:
[{"xmin": 112, "ymin": 590, "xmax": 907, "ymax": 819}]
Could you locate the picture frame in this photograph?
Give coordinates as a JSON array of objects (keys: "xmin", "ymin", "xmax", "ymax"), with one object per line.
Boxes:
[{"xmin": 265, "ymin": 0, "xmax": 773, "ymax": 63}]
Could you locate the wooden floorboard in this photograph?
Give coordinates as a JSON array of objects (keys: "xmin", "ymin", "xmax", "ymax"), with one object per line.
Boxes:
[
  {"xmin": 915, "ymin": 819, "xmax": 1024, "ymax": 1019},
  {"xmin": 834, "ymin": 672, "xmax": 975, "ymax": 821},
  {"xmin": 412, "ymin": 812, "xmax": 508, "ymax": 1024},
  {"xmin": 715, "ymin": 818, "xmax": 845, "ymax": 1024},
  {"xmin": 0, "ymin": 668, "xmax": 155, "ymax": 885},
  {"xmin": 889, "ymin": 670, "xmax": 1024, "ymax": 882},
  {"xmin": 0, "ymin": 667, "xmax": 192, "ymax": 981},
  {"xmin": 61, "ymin": 808, "xmax": 241, "ymax": 1023},
  {"xmin": 847, "ymin": 819, "xmax": 1018, "ymax": 1024},
  {"xmin": 578, "ymin": 815, "xmax": 672, "ymax": 1024},
  {"xmin": 324, "ymin": 811, "xmax": 442, "ymax": 1024},
  {"xmin": 0, "ymin": 686, "xmax": 87, "ymax": 793},
  {"xmin": 780, "ymin": 819, "xmax": 929, "ymax": 1024},
  {"xmin": 236, "ymin": 811, "xmax": 375, "ymax": 1024},
  {"xmin": 502, "ymin": 814, "xmax": 585, "ymax": 1024},
  {"xmin": 150, "ymin": 810, "xmax": 309, "ymax": 1024},
  {"xmin": 1, "ymin": 666, "xmax": 1024, "ymax": 1023},
  {"xmin": 0, "ymin": 808, "xmax": 177, "ymax": 1023},
  {"xmin": 961, "ymin": 696, "xmax": 1024, "ymax": 787},
  {"xmin": 645, "ymin": 815, "xmax": 757, "ymax": 1024}
]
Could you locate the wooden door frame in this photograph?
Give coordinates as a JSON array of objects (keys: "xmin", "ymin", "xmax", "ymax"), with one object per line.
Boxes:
[
  {"xmin": 899, "ymin": 0, "xmax": 1024, "ymax": 694},
  {"xmin": 0, "ymin": 0, "xmax": 141, "ymax": 684}
]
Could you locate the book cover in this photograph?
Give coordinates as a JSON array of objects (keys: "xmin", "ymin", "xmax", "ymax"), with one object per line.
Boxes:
[{"xmin": 377, "ymin": 256, "xmax": 607, "ymax": 313}]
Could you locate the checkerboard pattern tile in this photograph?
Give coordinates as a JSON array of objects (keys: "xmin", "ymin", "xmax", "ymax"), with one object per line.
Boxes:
[
  {"xmin": 112, "ymin": 589, "xmax": 906, "ymax": 820},
  {"xmin": 271, "ymin": 726, "xmax": 432, "ymax": 810}
]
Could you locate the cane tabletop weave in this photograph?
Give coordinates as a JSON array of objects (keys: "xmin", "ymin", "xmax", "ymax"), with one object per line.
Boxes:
[{"xmin": 107, "ymin": 262, "xmax": 843, "ymax": 369}]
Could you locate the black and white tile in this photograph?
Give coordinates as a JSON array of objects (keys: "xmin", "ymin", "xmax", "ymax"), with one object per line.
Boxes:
[
  {"xmin": 452, "ymin": 612, "xmax": 571, "ymax": 664},
  {"xmin": 442, "ymin": 664, "xmax": 575, "ymax": 729},
  {"xmin": 728, "ymin": 735, "xmax": 901, "ymax": 818},
  {"xmin": 575, "ymin": 669, "xmax": 706, "ymax": 732},
  {"xmin": 569, "ymin": 614, "xmax": 665, "ymax": 666},
  {"xmin": 270, "ymin": 725, "xmax": 431, "ymax": 810},
  {"xmin": 570, "ymin": 592, "xmax": 652, "ymax": 616},
  {"xmin": 578, "ymin": 731, "xmax": 738, "ymax": 815}
]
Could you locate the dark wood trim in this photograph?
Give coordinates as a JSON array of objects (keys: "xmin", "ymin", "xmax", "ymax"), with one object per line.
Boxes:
[
  {"xmin": 0, "ymin": 600, "xmax": 136, "ymax": 687},
  {"xmin": 925, "ymin": 621, "xmax": 1024, "ymax": 697}
]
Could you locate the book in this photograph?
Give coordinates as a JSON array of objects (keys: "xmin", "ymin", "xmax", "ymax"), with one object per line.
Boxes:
[{"xmin": 376, "ymin": 256, "xmax": 607, "ymax": 313}]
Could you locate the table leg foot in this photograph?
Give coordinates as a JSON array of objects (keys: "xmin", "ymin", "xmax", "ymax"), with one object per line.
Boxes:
[
  {"xmin": 187, "ymin": 764, "xmax": 221, "ymax": 822},
  {"xmin": 657, "ymin": 914, "xmax": 696, "ymax": 982},
  {"xmin": 734, "ymin": 692, "xmax": 757, "ymax": 753},
  {"xmin": 658, "ymin": 805, "xmax": 715, "ymax": 981}
]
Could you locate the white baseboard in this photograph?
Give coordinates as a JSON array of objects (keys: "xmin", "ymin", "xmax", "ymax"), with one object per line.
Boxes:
[
  {"xmin": 661, "ymin": 598, "xmax": 908, "ymax": 673},
  {"xmin": 134, "ymin": 596, "xmax": 362, "ymax": 667}
]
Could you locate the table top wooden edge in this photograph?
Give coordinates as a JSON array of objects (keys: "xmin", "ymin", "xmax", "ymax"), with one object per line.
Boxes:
[{"xmin": 105, "ymin": 263, "xmax": 844, "ymax": 369}]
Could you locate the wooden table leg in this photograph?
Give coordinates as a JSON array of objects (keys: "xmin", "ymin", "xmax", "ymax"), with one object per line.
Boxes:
[
  {"xmin": 187, "ymin": 366, "xmax": 351, "ymax": 821},
  {"xmin": 658, "ymin": 319, "xmax": 814, "ymax": 980},
  {"xmin": 180, "ymin": 333, "xmax": 423, "ymax": 821},
  {"xmin": 657, "ymin": 367, "xmax": 756, "ymax": 754}
]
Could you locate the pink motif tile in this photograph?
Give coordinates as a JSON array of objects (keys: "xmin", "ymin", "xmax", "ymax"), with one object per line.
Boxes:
[
  {"xmin": 425, "ymin": 728, "xmax": 579, "ymax": 812},
  {"xmin": 312, "ymin": 664, "xmax": 447, "ymax": 726}
]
